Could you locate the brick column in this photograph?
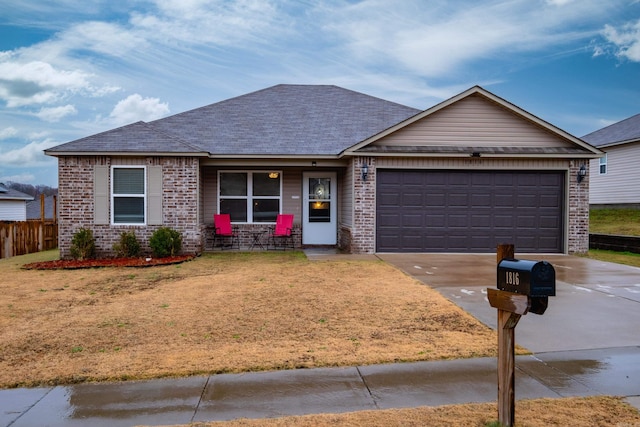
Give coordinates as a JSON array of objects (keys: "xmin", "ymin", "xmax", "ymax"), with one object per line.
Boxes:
[
  {"xmin": 351, "ymin": 157, "xmax": 376, "ymax": 253},
  {"xmin": 568, "ymin": 159, "xmax": 590, "ymax": 254}
]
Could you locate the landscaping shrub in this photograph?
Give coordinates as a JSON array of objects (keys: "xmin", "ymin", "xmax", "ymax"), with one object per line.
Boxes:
[
  {"xmin": 149, "ymin": 227, "xmax": 182, "ymax": 258},
  {"xmin": 70, "ymin": 228, "xmax": 96, "ymax": 260},
  {"xmin": 113, "ymin": 231, "xmax": 141, "ymax": 258}
]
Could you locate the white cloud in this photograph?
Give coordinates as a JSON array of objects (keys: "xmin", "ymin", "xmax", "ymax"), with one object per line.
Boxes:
[
  {"xmin": 0, "ymin": 127, "xmax": 18, "ymax": 140},
  {"xmin": 108, "ymin": 94, "xmax": 170, "ymax": 126},
  {"xmin": 603, "ymin": 19, "xmax": 640, "ymax": 61},
  {"xmin": 324, "ymin": 0, "xmax": 607, "ymax": 77},
  {"xmin": 546, "ymin": 0, "xmax": 574, "ymax": 5},
  {"xmin": 0, "ymin": 139, "xmax": 57, "ymax": 166},
  {"xmin": 61, "ymin": 21, "xmax": 147, "ymax": 57},
  {"xmin": 131, "ymin": 0, "xmax": 281, "ymax": 46},
  {"xmin": 35, "ymin": 105, "xmax": 78, "ymax": 122},
  {"xmin": 0, "ymin": 172, "xmax": 36, "ymax": 184},
  {"xmin": 0, "ymin": 60, "xmax": 93, "ymax": 107}
]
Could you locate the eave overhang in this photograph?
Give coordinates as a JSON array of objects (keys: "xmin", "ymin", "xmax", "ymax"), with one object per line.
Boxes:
[{"xmin": 44, "ymin": 150, "xmax": 209, "ymax": 157}]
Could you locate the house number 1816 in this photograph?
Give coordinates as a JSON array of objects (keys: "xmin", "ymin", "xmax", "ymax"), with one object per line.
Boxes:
[{"xmin": 505, "ymin": 271, "xmax": 520, "ymax": 286}]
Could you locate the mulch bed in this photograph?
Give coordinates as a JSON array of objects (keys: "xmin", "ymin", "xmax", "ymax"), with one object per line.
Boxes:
[{"xmin": 22, "ymin": 254, "xmax": 196, "ymax": 270}]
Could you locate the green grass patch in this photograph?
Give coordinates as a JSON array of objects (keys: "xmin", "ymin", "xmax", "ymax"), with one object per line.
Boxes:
[
  {"xmin": 581, "ymin": 249, "xmax": 640, "ymax": 268},
  {"xmin": 590, "ymin": 208, "xmax": 640, "ymax": 236}
]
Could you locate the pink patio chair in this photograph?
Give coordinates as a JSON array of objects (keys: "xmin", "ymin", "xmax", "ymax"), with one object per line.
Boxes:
[
  {"xmin": 269, "ymin": 214, "xmax": 294, "ymax": 250},
  {"xmin": 213, "ymin": 213, "xmax": 239, "ymax": 250}
]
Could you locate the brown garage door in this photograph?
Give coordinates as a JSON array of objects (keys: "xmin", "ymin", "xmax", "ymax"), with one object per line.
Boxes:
[{"xmin": 376, "ymin": 170, "xmax": 564, "ymax": 253}]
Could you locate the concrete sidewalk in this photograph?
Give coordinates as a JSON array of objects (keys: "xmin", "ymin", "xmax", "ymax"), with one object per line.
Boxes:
[{"xmin": 2, "ymin": 346, "xmax": 640, "ymax": 427}]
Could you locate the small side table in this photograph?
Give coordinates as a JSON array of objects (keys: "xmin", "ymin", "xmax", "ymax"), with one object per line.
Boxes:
[{"xmin": 249, "ymin": 230, "xmax": 266, "ymax": 250}]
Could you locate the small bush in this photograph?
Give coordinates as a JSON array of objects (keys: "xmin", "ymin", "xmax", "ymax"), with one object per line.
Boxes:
[
  {"xmin": 149, "ymin": 227, "xmax": 182, "ymax": 258},
  {"xmin": 70, "ymin": 228, "xmax": 96, "ymax": 260},
  {"xmin": 113, "ymin": 231, "xmax": 141, "ymax": 258}
]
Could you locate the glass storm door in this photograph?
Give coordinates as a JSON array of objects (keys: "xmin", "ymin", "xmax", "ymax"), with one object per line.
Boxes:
[{"xmin": 302, "ymin": 172, "xmax": 337, "ymax": 245}]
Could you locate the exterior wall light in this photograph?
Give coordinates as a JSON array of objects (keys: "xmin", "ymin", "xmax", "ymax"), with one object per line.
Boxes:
[
  {"xmin": 361, "ymin": 162, "xmax": 368, "ymax": 182},
  {"xmin": 577, "ymin": 164, "xmax": 587, "ymax": 183}
]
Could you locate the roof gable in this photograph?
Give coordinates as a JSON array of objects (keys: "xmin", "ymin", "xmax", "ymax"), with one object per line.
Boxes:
[
  {"xmin": 346, "ymin": 86, "xmax": 602, "ymax": 158},
  {"xmin": 582, "ymin": 113, "xmax": 640, "ymax": 148}
]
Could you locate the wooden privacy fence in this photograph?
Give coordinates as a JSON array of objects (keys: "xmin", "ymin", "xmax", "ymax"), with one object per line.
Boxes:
[{"xmin": 0, "ymin": 220, "xmax": 58, "ymax": 259}]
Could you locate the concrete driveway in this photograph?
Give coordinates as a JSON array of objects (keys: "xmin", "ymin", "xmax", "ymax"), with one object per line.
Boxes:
[{"xmin": 377, "ymin": 253, "xmax": 640, "ymax": 353}]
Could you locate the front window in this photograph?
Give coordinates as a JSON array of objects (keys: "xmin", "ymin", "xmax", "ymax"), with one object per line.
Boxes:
[
  {"xmin": 219, "ymin": 171, "xmax": 281, "ymax": 223},
  {"xmin": 599, "ymin": 154, "xmax": 607, "ymax": 174},
  {"xmin": 112, "ymin": 166, "xmax": 146, "ymax": 224}
]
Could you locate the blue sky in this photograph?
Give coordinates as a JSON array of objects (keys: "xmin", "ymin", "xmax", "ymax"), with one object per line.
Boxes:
[{"xmin": 0, "ymin": 0, "xmax": 639, "ymax": 187}]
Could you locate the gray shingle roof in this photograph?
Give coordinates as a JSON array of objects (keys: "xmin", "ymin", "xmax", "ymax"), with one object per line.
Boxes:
[
  {"xmin": 46, "ymin": 121, "xmax": 207, "ymax": 154},
  {"xmin": 47, "ymin": 85, "xmax": 420, "ymax": 157},
  {"xmin": 0, "ymin": 183, "xmax": 34, "ymax": 201},
  {"xmin": 581, "ymin": 113, "xmax": 640, "ymax": 147}
]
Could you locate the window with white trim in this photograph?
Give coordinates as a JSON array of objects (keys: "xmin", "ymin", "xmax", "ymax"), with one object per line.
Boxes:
[
  {"xmin": 599, "ymin": 153, "xmax": 607, "ymax": 174},
  {"xmin": 111, "ymin": 166, "xmax": 146, "ymax": 224},
  {"xmin": 219, "ymin": 171, "xmax": 281, "ymax": 223}
]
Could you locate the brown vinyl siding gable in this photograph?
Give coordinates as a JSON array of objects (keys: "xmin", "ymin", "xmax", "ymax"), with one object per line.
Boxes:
[{"xmin": 372, "ymin": 94, "xmax": 575, "ymax": 149}]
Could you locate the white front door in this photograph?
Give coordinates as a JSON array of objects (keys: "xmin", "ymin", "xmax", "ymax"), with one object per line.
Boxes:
[{"xmin": 302, "ymin": 172, "xmax": 337, "ymax": 245}]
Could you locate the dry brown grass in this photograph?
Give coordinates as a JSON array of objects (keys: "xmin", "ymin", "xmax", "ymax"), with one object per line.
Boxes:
[
  {"xmin": 0, "ymin": 250, "xmax": 497, "ymax": 389},
  {"xmin": 172, "ymin": 396, "xmax": 640, "ymax": 427}
]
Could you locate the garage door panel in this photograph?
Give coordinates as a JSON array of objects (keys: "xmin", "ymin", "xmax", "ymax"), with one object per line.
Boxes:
[
  {"xmin": 377, "ymin": 170, "xmax": 564, "ymax": 253},
  {"xmin": 402, "ymin": 213, "xmax": 424, "ymax": 227},
  {"xmin": 470, "ymin": 194, "xmax": 491, "ymax": 206},
  {"xmin": 402, "ymin": 193, "xmax": 424, "ymax": 207},
  {"xmin": 425, "ymin": 214, "xmax": 446, "ymax": 227}
]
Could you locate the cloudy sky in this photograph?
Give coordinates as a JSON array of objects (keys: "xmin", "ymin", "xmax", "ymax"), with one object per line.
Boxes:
[{"xmin": 0, "ymin": 0, "xmax": 639, "ymax": 186}]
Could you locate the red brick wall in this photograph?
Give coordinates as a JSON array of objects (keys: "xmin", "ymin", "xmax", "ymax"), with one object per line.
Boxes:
[{"xmin": 58, "ymin": 156, "xmax": 201, "ymax": 258}]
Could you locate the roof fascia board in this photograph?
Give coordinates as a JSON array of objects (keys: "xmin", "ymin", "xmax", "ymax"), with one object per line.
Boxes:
[
  {"xmin": 45, "ymin": 151, "xmax": 209, "ymax": 157},
  {"xmin": 595, "ymin": 137, "xmax": 640, "ymax": 149},
  {"xmin": 202, "ymin": 158, "xmax": 348, "ymax": 167},
  {"xmin": 353, "ymin": 152, "xmax": 602, "ymax": 159}
]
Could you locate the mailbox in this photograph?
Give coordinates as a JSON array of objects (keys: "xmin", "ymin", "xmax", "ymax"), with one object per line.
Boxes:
[{"xmin": 497, "ymin": 258, "xmax": 555, "ymax": 297}]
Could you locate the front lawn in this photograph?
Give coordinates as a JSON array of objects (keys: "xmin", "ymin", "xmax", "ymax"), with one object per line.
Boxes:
[{"xmin": 0, "ymin": 250, "xmax": 496, "ymax": 389}]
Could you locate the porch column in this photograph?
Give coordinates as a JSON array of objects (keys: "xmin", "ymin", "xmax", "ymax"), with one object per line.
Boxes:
[{"xmin": 352, "ymin": 156, "xmax": 376, "ymax": 254}]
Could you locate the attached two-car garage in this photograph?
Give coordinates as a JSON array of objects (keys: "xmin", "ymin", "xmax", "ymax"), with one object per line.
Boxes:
[{"xmin": 376, "ymin": 170, "xmax": 565, "ymax": 253}]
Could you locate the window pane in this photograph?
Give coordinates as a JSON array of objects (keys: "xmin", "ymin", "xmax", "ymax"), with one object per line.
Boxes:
[
  {"xmin": 220, "ymin": 173, "xmax": 247, "ymax": 196},
  {"xmin": 309, "ymin": 178, "xmax": 330, "ymax": 200},
  {"xmin": 220, "ymin": 199, "xmax": 247, "ymax": 222},
  {"xmin": 253, "ymin": 172, "xmax": 280, "ymax": 196},
  {"xmin": 309, "ymin": 201, "xmax": 330, "ymax": 222},
  {"xmin": 114, "ymin": 197, "xmax": 144, "ymax": 223},
  {"xmin": 253, "ymin": 199, "xmax": 279, "ymax": 222},
  {"xmin": 114, "ymin": 168, "xmax": 144, "ymax": 194}
]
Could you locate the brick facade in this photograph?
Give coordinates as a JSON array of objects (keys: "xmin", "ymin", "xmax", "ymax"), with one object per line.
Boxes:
[
  {"xmin": 57, "ymin": 155, "xmax": 591, "ymax": 258},
  {"xmin": 58, "ymin": 156, "xmax": 201, "ymax": 258}
]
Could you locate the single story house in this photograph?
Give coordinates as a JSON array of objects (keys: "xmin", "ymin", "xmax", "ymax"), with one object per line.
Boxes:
[
  {"xmin": 582, "ymin": 113, "xmax": 640, "ymax": 208},
  {"xmin": 45, "ymin": 84, "xmax": 602, "ymax": 258},
  {"xmin": 0, "ymin": 183, "xmax": 34, "ymax": 221}
]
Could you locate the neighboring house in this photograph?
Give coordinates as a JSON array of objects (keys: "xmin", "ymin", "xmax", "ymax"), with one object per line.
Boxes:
[
  {"xmin": 0, "ymin": 183, "xmax": 34, "ymax": 221},
  {"xmin": 26, "ymin": 195, "xmax": 57, "ymax": 220},
  {"xmin": 45, "ymin": 84, "xmax": 602, "ymax": 258},
  {"xmin": 582, "ymin": 113, "xmax": 640, "ymax": 208}
]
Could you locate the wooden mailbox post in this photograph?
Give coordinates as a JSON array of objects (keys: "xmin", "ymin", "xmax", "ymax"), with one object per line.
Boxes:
[{"xmin": 488, "ymin": 244, "xmax": 555, "ymax": 427}]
